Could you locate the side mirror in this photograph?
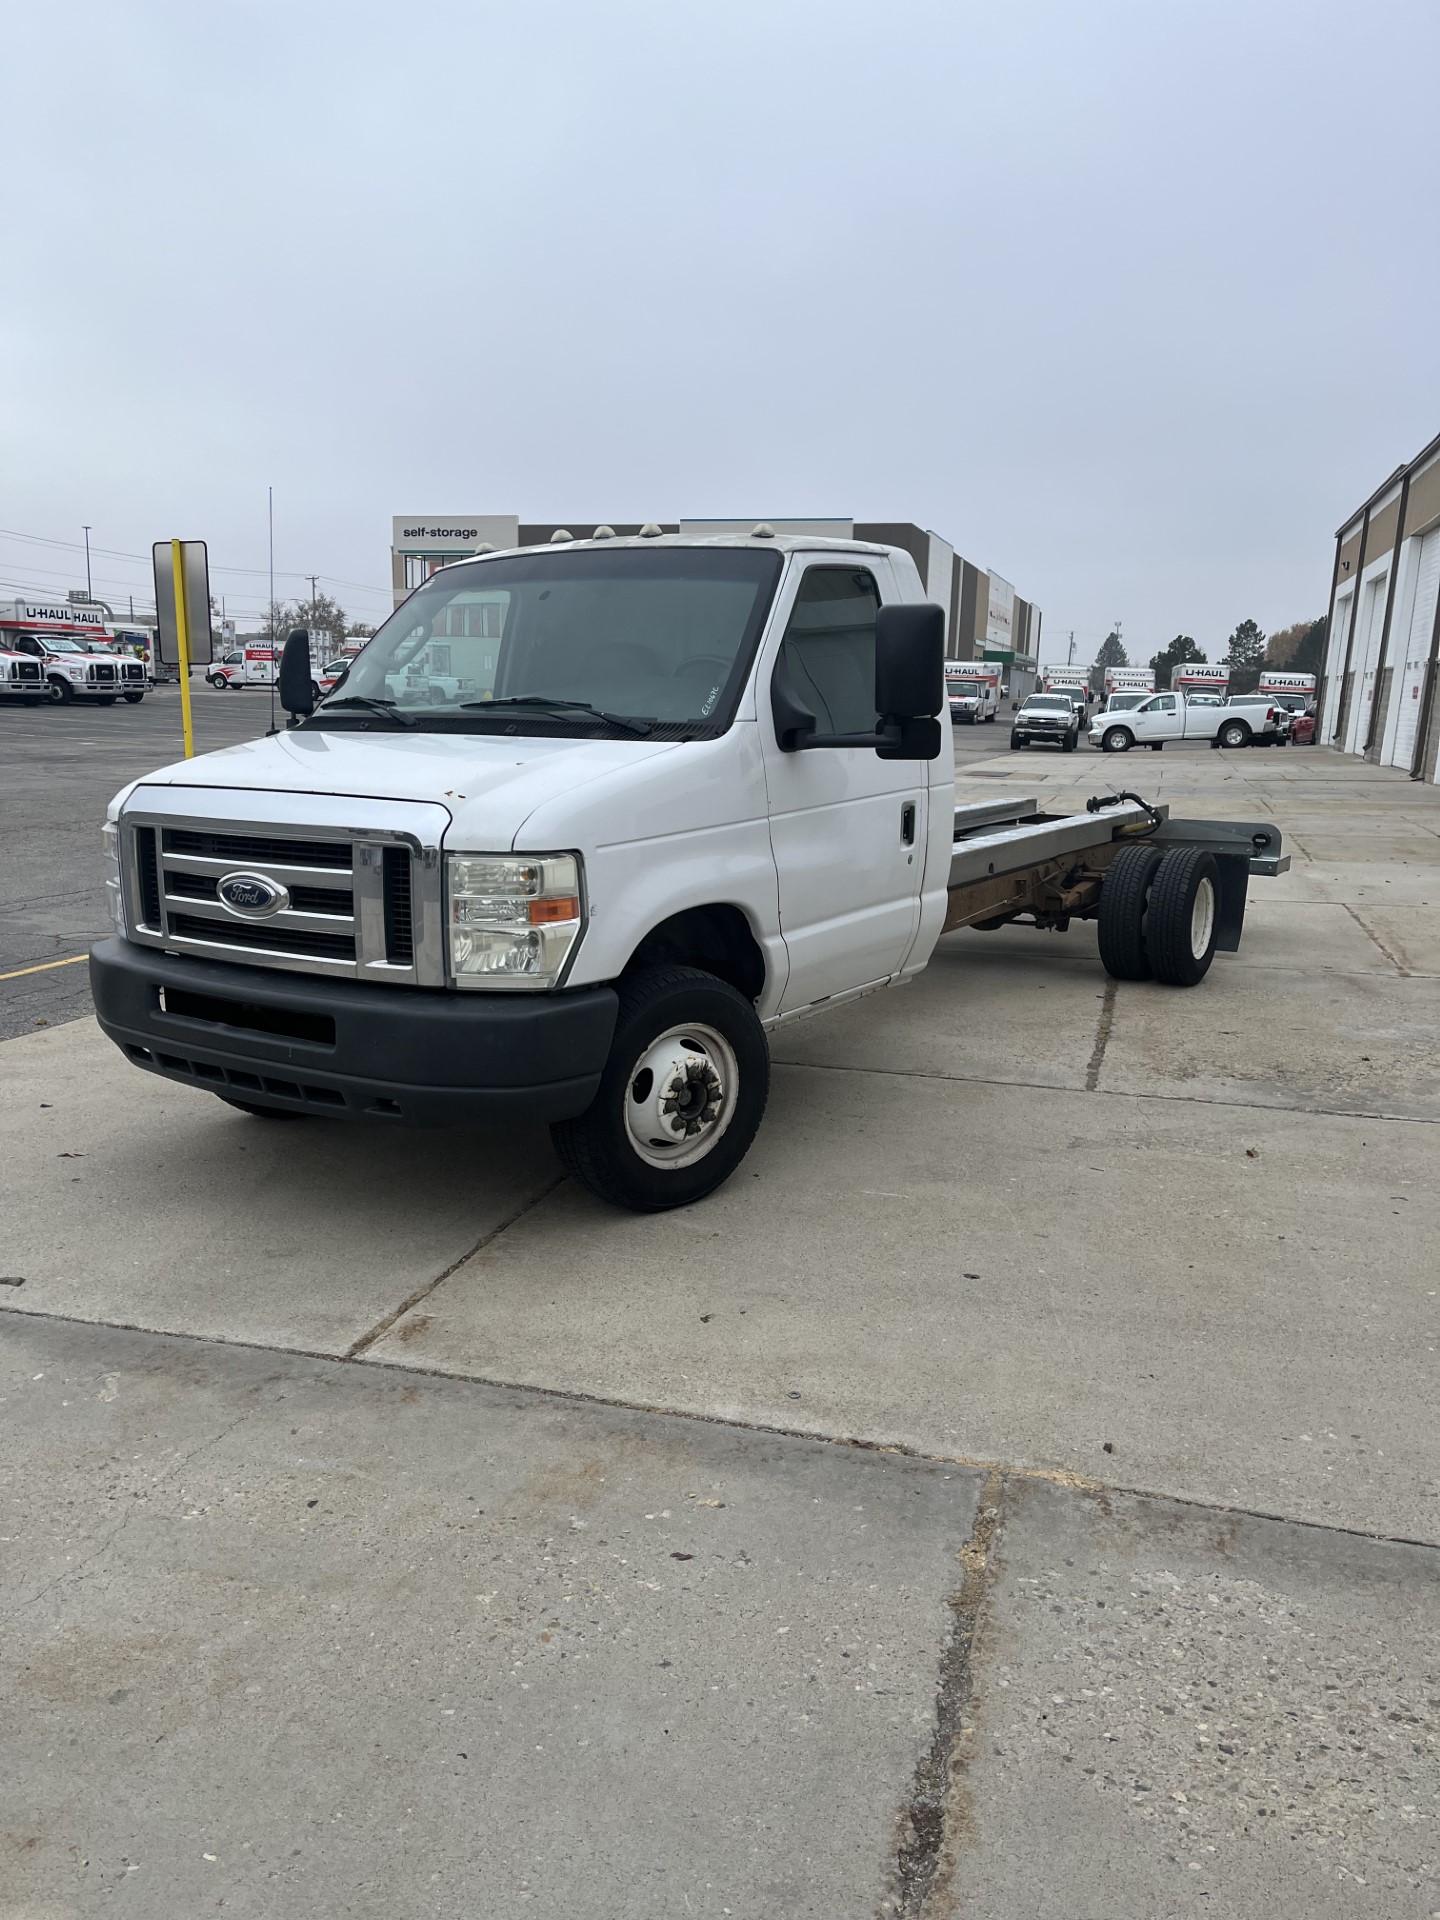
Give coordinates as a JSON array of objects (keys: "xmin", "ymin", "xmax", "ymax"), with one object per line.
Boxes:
[
  {"xmin": 875, "ymin": 603, "xmax": 944, "ymax": 761},
  {"xmin": 279, "ymin": 628, "xmax": 315, "ymax": 719}
]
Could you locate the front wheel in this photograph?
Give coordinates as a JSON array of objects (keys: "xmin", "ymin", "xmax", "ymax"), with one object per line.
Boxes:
[
  {"xmin": 1009, "ymin": 733, "xmax": 1024, "ymax": 750},
  {"xmin": 208, "ymin": 674, "xmax": 227, "ymax": 689},
  {"xmin": 1062, "ymin": 731, "xmax": 1077, "ymax": 752},
  {"xmin": 122, "ymin": 691, "xmax": 144, "ymax": 703},
  {"xmin": 551, "ymin": 965, "xmax": 769, "ymax": 1211},
  {"xmin": 1218, "ymin": 720, "xmax": 1250, "ymax": 749},
  {"xmin": 47, "ymin": 677, "xmax": 73, "ymax": 704},
  {"xmin": 95, "ymin": 695, "xmax": 116, "ymax": 706},
  {"xmin": 1101, "ymin": 726, "xmax": 1132, "ymax": 753}
]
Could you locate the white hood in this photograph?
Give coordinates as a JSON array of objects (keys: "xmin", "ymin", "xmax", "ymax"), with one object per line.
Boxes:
[{"xmin": 127, "ymin": 725, "xmax": 682, "ymax": 851}]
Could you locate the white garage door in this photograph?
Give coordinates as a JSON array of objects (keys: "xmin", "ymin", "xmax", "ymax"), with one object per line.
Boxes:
[
  {"xmin": 1389, "ymin": 527, "xmax": 1440, "ymax": 771},
  {"xmin": 1348, "ymin": 572, "xmax": 1389, "ymax": 756}
]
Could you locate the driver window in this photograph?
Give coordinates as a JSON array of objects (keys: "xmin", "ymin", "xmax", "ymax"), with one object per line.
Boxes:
[
  {"xmin": 1146, "ymin": 694, "xmax": 1176, "ymax": 712},
  {"xmin": 778, "ymin": 567, "xmax": 880, "ymax": 735}
]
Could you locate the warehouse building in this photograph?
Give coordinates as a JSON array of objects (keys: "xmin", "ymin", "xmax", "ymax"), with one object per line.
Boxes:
[
  {"xmin": 1320, "ymin": 432, "xmax": 1440, "ymax": 781},
  {"xmin": 390, "ymin": 515, "xmax": 1040, "ymax": 688}
]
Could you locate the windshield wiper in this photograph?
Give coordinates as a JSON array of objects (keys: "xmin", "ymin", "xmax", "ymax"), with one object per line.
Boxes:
[
  {"xmin": 460, "ymin": 695, "xmax": 653, "ymax": 737},
  {"xmin": 314, "ymin": 695, "xmax": 415, "ymax": 728}
]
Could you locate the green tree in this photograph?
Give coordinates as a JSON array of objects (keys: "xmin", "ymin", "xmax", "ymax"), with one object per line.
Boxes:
[
  {"xmin": 1267, "ymin": 617, "xmax": 1326, "ymax": 678},
  {"xmin": 1090, "ymin": 629, "xmax": 1128, "ymax": 695},
  {"xmin": 1149, "ymin": 635, "xmax": 1205, "ymax": 690},
  {"xmin": 1225, "ymin": 618, "xmax": 1267, "ymax": 695}
]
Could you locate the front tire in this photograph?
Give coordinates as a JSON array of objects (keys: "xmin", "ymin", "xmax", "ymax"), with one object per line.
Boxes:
[
  {"xmin": 47, "ymin": 677, "xmax": 73, "ymax": 704},
  {"xmin": 1009, "ymin": 733, "xmax": 1024, "ymax": 750},
  {"xmin": 1146, "ymin": 848, "xmax": 1221, "ymax": 986},
  {"xmin": 1062, "ymin": 731, "xmax": 1076, "ymax": 752},
  {"xmin": 122, "ymin": 691, "xmax": 144, "ymax": 703},
  {"xmin": 1101, "ymin": 726, "xmax": 1133, "ymax": 753},
  {"xmin": 551, "ymin": 965, "xmax": 769, "ymax": 1212}
]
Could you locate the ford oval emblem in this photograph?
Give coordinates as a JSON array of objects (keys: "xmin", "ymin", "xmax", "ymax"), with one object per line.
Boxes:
[{"xmin": 217, "ymin": 871, "xmax": 290, "ymax": 918}]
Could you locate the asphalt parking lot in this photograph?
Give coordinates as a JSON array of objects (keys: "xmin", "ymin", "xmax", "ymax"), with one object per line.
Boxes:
[{"xmin": 3, "ymin": 698, "xmax": 1438, "ymax": 1917}]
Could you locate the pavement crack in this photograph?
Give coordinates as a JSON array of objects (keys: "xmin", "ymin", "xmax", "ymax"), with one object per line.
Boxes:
[
  {"xmin": 2, "ymin": 1405, "xmax": 258, "ymax": 1620},
  {"xmin": 1343, "ymin": 902, "xmax": 1411, "ymax": 975},
  {"xmin": 883, "ymin": 1470, "xmax": 1007, "ymax": 1918},
  {"xmin": 344, "ymin": 1174, "xmax": 565, "ymax": 1358},
  {"xmin": 1084, "ymin": 976, "xmax": 1117, "ymax": 1091}
]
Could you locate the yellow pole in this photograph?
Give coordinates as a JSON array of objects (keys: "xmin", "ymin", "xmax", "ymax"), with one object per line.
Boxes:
[{"xmin": 171, "ymin": 538, "xmax": 195, "ymax": 759}]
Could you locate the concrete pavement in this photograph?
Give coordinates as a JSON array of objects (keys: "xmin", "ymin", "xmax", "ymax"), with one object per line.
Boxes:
[{"xmin": 2, "ymin": 739, "xmax": 1438, "ymax": 1915}]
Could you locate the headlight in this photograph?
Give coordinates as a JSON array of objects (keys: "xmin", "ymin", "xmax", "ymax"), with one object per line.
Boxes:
[
  {"xmin": 446, "ymin": 853, "xmax": 583, "ymax": 989},
  {"xmin": 101, "ymin": 820, "xmax": 125, "ymax": 935}
]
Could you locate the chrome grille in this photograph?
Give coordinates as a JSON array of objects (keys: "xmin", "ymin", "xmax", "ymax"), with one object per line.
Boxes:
[{"xmin": 119, "ymin": 791, "xmax": 448, "ymax": 986}]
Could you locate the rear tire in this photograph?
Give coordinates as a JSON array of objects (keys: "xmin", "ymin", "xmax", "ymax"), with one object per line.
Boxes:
[
  {"xmin": 1146, "ymin": 848, "xmax": 1221, "ymax": 987},
  {"xmin": 1219, "ymin": 720, "xmax": 1250, "ymax": 749},
  {"xmin": 551, "ymin": 965, "xmax": 769, "ymax": 1212},
  {"xmin": 1097, "ymin": 842, "xmax": 1166, "ymax": 982}
]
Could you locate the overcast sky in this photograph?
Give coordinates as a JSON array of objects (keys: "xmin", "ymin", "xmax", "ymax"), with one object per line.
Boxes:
[{"xmin": 4, "ymin": 0, "xmax": 1438, "ymax": 663}]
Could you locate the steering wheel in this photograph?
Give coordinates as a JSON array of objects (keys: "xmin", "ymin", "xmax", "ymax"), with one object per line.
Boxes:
[{"xmin": 672, "ymin": 655, "xmax": 732, "ymax": 679}]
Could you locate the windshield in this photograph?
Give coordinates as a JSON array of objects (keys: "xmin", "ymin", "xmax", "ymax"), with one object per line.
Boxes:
[
  {"xmin": 1106, "ymin": 693, "xmax": 1146, "ymax": 710},
  {"xmin": 38, "ymin": 634, "xmax": 88, "ymax": 653},
  {"xmin": 1024, "ymin": 696, "xmax": 1072, "ymax": 711},
  {"xmin": 947, "ymin": 680, "xmax": 982, "ymax": 697},
  {"xmin": 323, "ymin": 547, "xmax": 783, "ymax": 734}
]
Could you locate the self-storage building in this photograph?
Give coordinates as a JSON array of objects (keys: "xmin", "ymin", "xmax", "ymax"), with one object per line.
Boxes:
[{"xmin": 1320, "ymin": 433, "xmax": 1440, "ymax": 781}]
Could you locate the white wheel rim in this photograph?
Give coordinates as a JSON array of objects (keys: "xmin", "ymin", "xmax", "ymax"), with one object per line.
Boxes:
[
  {"xmin": 1190, "ymin": 876, "xmax": 1216, "ymax": 960},
  {"xmin": 623, "ymin": 1021, "xmax": 739, "ymax": 1171}
]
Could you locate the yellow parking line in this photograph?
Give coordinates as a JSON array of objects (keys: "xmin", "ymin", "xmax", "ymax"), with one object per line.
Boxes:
[{"xmin": 0, "ymin": 954, "xmax": 89, "ymax": 982}]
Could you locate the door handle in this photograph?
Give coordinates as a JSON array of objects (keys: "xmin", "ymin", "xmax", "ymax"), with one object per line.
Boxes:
[{"xmin": 900, "ymin": 802, "xmax": 916, "ymax": 846}]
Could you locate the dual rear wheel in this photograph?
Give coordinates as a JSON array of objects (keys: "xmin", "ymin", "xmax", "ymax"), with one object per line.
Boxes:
[{"xmin": 1098, "ymin": 843, "xmax": 1220, "ymax": 987}]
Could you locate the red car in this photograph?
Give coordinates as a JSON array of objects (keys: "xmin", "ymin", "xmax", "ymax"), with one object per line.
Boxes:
[{"xmin": 1289, "ymin": 709, "xmax": 1317, "ymax": 745}]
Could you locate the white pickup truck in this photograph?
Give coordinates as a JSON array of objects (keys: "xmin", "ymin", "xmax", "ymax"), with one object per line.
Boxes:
[
  {"xmin": 1090, "ymin": 689, "xmax": 1281, "ymax": 753},
  {"xmin": 91, "ymin": 532, "xmax": 1288, "ymax": 1210}
]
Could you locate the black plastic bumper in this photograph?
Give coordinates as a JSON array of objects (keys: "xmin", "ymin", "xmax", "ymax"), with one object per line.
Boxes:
[{"xmin": 89, "ymin": 937, "xmax": 619, "ymax": 1127}]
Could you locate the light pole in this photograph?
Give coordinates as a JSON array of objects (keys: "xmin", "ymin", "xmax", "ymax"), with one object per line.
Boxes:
[{"xmin": 82, "ymin": 525, "xmax": 93, "ymax": 602}]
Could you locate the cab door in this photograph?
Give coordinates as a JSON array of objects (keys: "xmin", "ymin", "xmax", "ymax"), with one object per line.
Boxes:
[
  {"xmin": 1132, "ymin": 692, "xmax": 1181, "ymax": 741},
  {"xmin": 758, "ymin": 558, "xmax": 926, "ymax": 1014}
]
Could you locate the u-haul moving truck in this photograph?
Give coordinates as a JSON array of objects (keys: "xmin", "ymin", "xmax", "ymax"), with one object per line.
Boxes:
[
  {"xmin": 1104, "ymin": 666, "xmax": 1155, "ymax": 696},
  {"xmin": 0, "ymin": 599, "xmax": 146, "ymax": 704},
  {"xmin": 1257, "ymin": 670, "xmax": 1316, "ymax": 709},
  {"xmin": 208, "ymin": 646, "xmax": 277, "ymax": 689},
  {"xmin": 944, "ymin": 660, "xmax": 1000, "ymax": 723},
  {"xmin": 1043, "ymin": 666, "xmax": 1092, "ymax": 710},
  {"xmin": 1173, "ymin": 662, "xmax": 1229, "ymax": 700}
]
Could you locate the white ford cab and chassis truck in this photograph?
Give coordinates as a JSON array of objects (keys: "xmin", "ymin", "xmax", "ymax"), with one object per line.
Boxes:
[{"xmin": 90, "ymin": 533, "xmax": 1288, "ymax": 1211}]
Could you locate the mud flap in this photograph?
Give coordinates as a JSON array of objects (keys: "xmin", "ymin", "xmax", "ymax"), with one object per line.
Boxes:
[{"xmin": 1214, "ymin": 854, "xmax": 1249, "ymax": 952}]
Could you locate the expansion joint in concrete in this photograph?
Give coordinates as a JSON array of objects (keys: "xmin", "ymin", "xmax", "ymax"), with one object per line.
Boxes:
[
  {"xmin": 343, "ymin": 1175, "xmax": 565, "ymax": 1358},
  {"xmin": 883, "ymin": 1469, "xmax": 1007, "ymax": 1918}
]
